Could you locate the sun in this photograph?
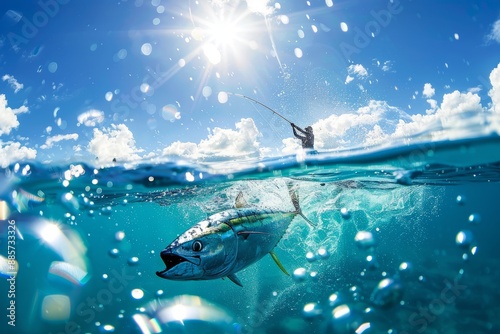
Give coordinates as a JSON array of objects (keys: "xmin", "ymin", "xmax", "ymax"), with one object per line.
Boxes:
[
  {"xmin": 154, "ymin": 1, "xmax": 279, "ymax": 103},
  {"xmin": 206, "ymin": 17, "xmax": 238, "ymax": 46},
  {"xmin": 189, "ymin": 5, "xmax": 255, "ymax": 66}
]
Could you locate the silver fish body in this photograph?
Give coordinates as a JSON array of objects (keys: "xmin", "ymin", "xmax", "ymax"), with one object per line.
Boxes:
[{"xmin": 156, "ymin": 207, "xmax": 297, "ymax": 284}]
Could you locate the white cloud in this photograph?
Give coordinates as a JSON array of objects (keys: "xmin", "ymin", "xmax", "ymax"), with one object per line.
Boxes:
[
  {"xmin": 41, "ymin": 133, "xmax": 79, "ymax": 149},
  {"xmin": 0, "ymin": 94, "xmax": 28, "ymax": 136},
  {"xmin": 345, "ymin": 75, "xmax": 354, "ymax": 84},
  {"xmin": 77, "ymin": 109, "xmax": 105, "ymax": 127},
  {"xmin": 282, "ymin": 89, "xmax": 486, "ymax": 153},
  {"xmin": 0, "ymin": 142, "xmax": 37, "ymax": 168},
  {"xmin": 393, "ymin": 90, "xmax": 483, "ymax": 139},
  {"xmin": 281, "ymin": 137, "xmax": 302, "ymax": 155},
  {"xmin": 486, "ymin": 19, "xmax": 500, "ymax": 43},
  {"xmin": 347, "ymin": 64, "xmax": 368, "ymax": 77},
  {"xmin": 489, "ymin": 62, "xmax": 500, "ymax": 112},
  {"xmin": 88, "ymin": 124, "xmax": 143, "ymax": 163},
  {"xmin": 2, "ymin": 74, "xmax": 23, "ymax": 93},
  {"xmin": 282, "ymin": 100, "xmax": 412, "ymax": 151},
  {"xmin": 425, "ymin": 99, "xmax": 438, "ymax": 115},
  {"xmin": 163, "ymin": 118, "xmax": 262, "ymax": 161},
  {"xmin": 467, "ymin": 86, "xmax": 481, "ymax": 94},
  {"xmin": 422, "ymin": 83, "xmax": 435, "ymax": 98},
  {"xmin": 381, "ymin": 61, "xmax": 392, "ymax": 72},
  {"xmin": 245, "ymin": 0, "xmax": 274, "ymax": 15}
]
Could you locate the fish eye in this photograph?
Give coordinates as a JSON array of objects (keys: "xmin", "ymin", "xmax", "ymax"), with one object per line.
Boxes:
[{"xmin": 192, "ymin": 240, "xmax": 203, "ymax": 252}]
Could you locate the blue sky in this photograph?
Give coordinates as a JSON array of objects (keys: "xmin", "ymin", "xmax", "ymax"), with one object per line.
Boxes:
[{"xmin": 0, "ymin": 0, "xmax": 499, "ymax": 166}]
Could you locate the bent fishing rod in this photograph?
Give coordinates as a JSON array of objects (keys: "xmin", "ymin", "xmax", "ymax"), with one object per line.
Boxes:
[{"xmin": 228, "ymin": 93, "xmax": 294, "ymax": 125}]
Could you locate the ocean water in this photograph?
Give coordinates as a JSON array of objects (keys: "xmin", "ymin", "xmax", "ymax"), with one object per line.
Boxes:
[{"xmin": 1, "ymin": 135, "xmax": 500, "ymax": 334}]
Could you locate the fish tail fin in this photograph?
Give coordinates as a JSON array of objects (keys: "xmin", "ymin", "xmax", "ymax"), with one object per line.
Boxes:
[{"xmin": 286, "ymin": 181, "xmax": 316, "ymax": 227}]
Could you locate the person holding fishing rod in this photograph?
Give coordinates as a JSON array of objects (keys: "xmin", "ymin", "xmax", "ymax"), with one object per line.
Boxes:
[
  {"xmin": 290, "ymin": 123, "xmax": 314, "ymax": 149},
  {"xmin": 230, "ymin": 93, "xmax": 315, "ymax": 149}
]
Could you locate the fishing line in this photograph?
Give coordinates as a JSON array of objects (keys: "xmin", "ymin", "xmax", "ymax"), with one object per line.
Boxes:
[{"xmin": 227, "ymin": 93, "xmax": 293, "ymax": 125}]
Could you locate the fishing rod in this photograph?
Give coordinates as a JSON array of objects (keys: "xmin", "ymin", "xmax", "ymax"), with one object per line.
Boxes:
[{"xmin": 228, "ymin": 93, "xmax": 293, "ymax": 125}]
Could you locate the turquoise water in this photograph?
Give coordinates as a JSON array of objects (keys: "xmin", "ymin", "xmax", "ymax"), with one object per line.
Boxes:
[{"xmin": 1, "ymin": 135, "xmax": 500, "ymax": 334}]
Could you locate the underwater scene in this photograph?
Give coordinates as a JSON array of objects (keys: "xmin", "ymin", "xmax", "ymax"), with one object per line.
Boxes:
[
  {"xmin": 2, "ymin": 135, "xmax": 500, "ymax": 334},
  {"xmin": 1, "ymin": 0, "xmax": 500, "ymax": 333}
]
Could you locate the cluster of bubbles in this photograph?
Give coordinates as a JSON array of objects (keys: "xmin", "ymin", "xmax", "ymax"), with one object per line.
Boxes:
[
  {"xmin": 292, "ymin": 247, "xmax": 330, "ymax": 283},
  {"xmin": 297, "ymin": 223, "xmax": 411, "ymax": 333},
  {"xmin": 454, "ymin": 194, "xmax": 480, "ymax": 262},
  {"xmin": 297, "ymin": 192, "xmax": 484, "ymax": 333}
]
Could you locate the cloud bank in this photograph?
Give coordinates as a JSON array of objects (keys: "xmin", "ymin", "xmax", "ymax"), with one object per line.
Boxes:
[
  {"xmin": 88, "ymin": 124, "xmax": 143, "ymax": 163},
  {"xmin": 163, "ymin": 118, "xmax": 261, "ymax": 161},
  {"xmin": 0, "ymin": 142, "xmax": 37, "ymax": 168}
]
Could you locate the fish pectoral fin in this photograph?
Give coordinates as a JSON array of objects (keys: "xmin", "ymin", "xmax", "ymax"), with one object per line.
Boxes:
[
  {"xmin": 270, "ymin": 250, "xmax": 290, "ymax": 276},
  {"xmin": 227, "ymin": 273, "xmax": 243, "ymax": 287},
  {"xmin": 235, "ymin": 192, "xmax": 248, "ymax": 208}
]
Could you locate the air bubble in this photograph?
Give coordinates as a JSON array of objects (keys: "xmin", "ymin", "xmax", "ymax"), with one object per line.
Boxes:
[
  {"xmin": 455, "ymin": 230, "xmax": 474, "ymax": 249},
  {"xmin": 370, "ymin": 278, "xmax": 403, "ymax": 308},
  {"xmin": 102, "ymin": 324, "xmax": 115, "ymax": 332},
  {"xmin": 292, "ymin": 268, "xmax": 307, "ymax": 282},
  {"xmin": 109, "ymin": 248, "xmax": 119, "ymax": 258},
  {"xmin": 325, "ymin": 304, "xmax": 362, "ymax": 333},
  {"xmin": 398, "ymin": 262, "xmax": 413, "ymax": 278},
  {"xmin": 202, "ymin": 86, "xmax": 212, "ymax": 98},
  {"xmin": 115, "ymin": 231, "xmax": 125, "ymax": 241},
  {"xmin": 131, "ymin": 288, "xmax": 144, "ymax": 300},
  {"xmin": 456, "ymin": 195, "xmax": 466, "ymax": 205},
  {"xmin": 141, "ymin": 43, "xmax": 152, "ymax": 56},
  {"xmin": 328, "ymin": 293, "xmax": 343, "ymax": 308},
  {"xmin": 218, "ymin": 91, "xmax": 228, "ymax": 104},
  {"xmin": 128, "ymin": 257, "xmax": 139, "ymax": 266},
  {"xmin": 468, "ymin": 213, "xmax": 481, "ymax": 224},
  {"xmin": 294, "ymin": 48, "xmax": 303, "ymax": 58},
  {"xmin": 340, "ymin": 22, "xmax": 348, "ymax": 32},
  {"xmin": 317, "ymin": 247, "xmax": 330, "ymax": 259},
  {"xmin": 101, "ymin": 206, "xmax": 112, "ymax": 215},
  {"xmin": 366, "ymin": 255, "xmax": 379, "ymax": 270},
  {"xmin": 306, "ymin": 251, "xmax": 316, "ymax": 262},
  {"xmin": 340, "ymin": 207, "xmax": 351, "ymax": 219},
  {"xmin": 117, "ymin": 49, "xmax": 127, "ymax": 60},
  {"xmin": 105, "ymin": 91, "xmax": 113, "ymax": 101},
  {"xmin": 48, "ymin": 62, "xmax": 58, "ymax": 73},
  {"xmin": 280, "ymin": 15, "xmax": 289, "ymax": 24},
  {"xmin": 302, "ymin": 302, "xmax": 322, "ymax": 319},
  {"xmin": 354, "ymin": 231, "xmax": 376, "ymax": 250}
]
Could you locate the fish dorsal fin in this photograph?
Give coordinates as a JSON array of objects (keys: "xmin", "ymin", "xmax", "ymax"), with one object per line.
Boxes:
[
  {"xmin": 227, "ymin": 273, "xmax": 243, "ymax": 287},
  {"xmin": 270, "ymin": 250, "xmax": 290, "ymax": 276},
  {"xmin": 235, "ymin": 192, "xmax": 248, "ymax": 208}
]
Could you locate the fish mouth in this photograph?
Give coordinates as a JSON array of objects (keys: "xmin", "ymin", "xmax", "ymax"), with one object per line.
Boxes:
[{"xmin": 156, "ymin": 249, "xmax": 201, "ymax": 278}]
